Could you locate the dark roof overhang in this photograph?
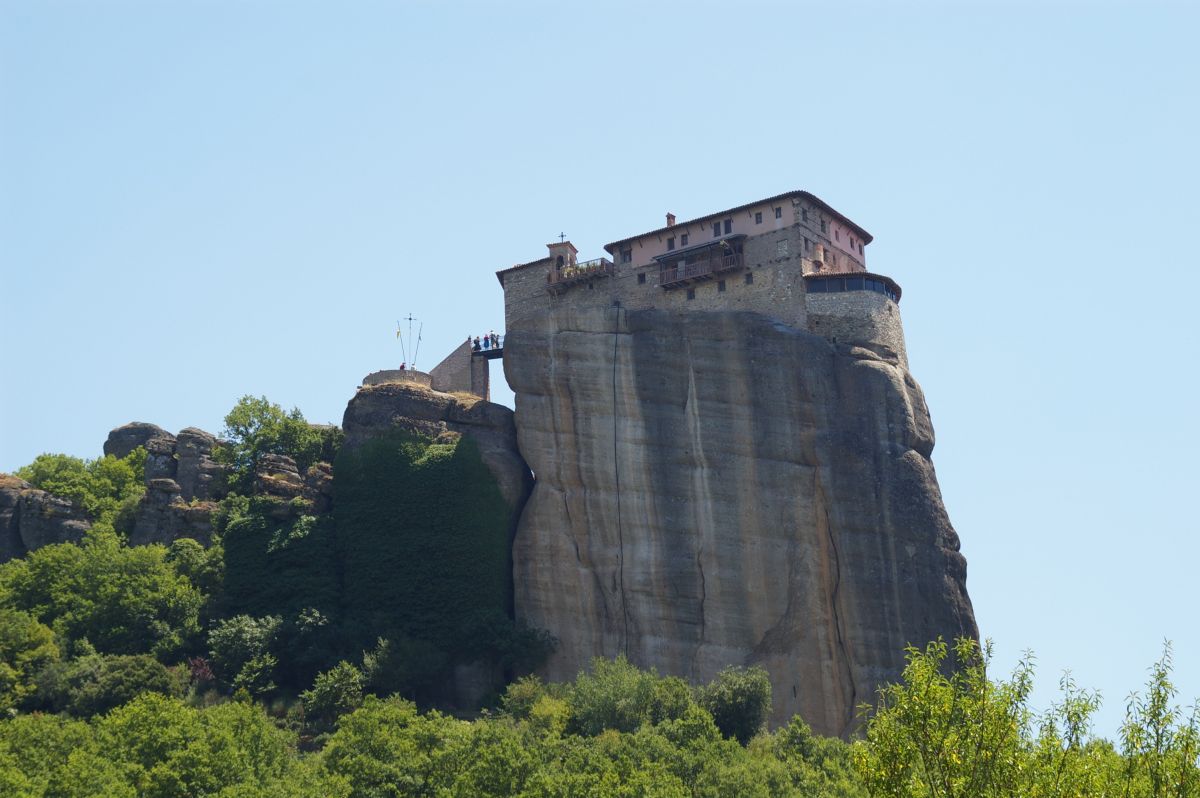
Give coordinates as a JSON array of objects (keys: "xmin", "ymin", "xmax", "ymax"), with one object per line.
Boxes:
[{"xmin": 652, "ymin": 234, "xmax": 746, "ymax": 263}]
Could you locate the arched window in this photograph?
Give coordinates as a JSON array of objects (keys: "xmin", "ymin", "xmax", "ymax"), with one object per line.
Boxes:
[{"xmin": 556, "ymin": 255, "xmax": 564, "ymax": 268}]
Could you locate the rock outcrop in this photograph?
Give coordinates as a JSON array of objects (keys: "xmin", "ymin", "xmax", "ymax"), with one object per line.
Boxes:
[
  {"xmin": 175, "ymin": 427, "xmax": 225, "ymax": 502},
  {"xmin": 342, "ymin": 381, "xmax": 531, "ymax": 513},
  {"xmin": 128, "ymin": 478, "xmax": 217, "ymax": 547},
  {"xmin": 0, "ymin": 474, "xmax": 92, "ymax": 561},
  {"xmin": 504, "ymin": 306, "xmax": 977, "ymax": 737},
  {"xmin": 104, "ymin": 422, "xmax": 174, "ymax": 460}
]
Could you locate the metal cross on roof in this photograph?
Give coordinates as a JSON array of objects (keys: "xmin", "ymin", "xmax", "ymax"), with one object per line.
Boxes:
[{"xmin": 559, "ymin": 232, "xmax": 566, "ymax": 243}]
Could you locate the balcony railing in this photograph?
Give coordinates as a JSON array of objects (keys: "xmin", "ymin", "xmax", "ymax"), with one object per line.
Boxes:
[
  {"xmin": 659, "ymin": 253, "xmax": 743, "ymax": 288},
  {"xmin": 547, "ymin": 257, "xmax": 613, "ymax": 294}
]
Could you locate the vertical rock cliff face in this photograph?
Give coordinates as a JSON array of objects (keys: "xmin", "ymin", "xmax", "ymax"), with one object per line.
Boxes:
[{"xmin": 505, "ymin": 306, "xmax": 976, "ymax": 737}]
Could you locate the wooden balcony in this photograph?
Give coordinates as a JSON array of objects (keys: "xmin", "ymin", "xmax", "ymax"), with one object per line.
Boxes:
[
  {"xmin": 547, "ymin": 257, "xmax": 613, "ymax": 295},
  {"xmin": 659, "ymin": 253, "xmax": 744, "ymax": 288}
]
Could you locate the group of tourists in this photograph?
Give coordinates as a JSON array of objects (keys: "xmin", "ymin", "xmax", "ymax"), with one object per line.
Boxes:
[{"xmin": 470, "ymin": 331, "xmax": 502, "ymax": 352}]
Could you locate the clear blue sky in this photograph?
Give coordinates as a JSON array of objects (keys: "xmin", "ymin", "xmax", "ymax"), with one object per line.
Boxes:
[{"xmin": 2, "ymin": 1, "xmax": 1197, "ymax": 738}]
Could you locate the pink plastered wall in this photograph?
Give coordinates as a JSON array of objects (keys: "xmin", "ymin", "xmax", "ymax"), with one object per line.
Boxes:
[{"xmin": 616, "ymin": 201, "xmax": 795, "ymax": 270}]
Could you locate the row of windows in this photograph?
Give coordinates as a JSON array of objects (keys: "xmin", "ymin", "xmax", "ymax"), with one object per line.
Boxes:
[
  {"xmin": 620, "ymin": 206, "xmax": 857, "ymax": 265},
  {"xmin": 753, "ymin": 207, "xmax": 785, "ymax": 224},
  {"xmin": 805, "ymin": 276, "xmax": 898, "ymax": 302}
]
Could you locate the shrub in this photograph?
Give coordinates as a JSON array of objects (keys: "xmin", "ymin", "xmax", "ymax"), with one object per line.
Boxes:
[
  {"xmin": 301, "ymin": 661, "xmax": 364, "ymax": 730},
  {"xmin": 566, "ymin": 655, "xmax": 694, "ymax": 736},
  {"xmin": 697, "ymin": 665, "xmax": 773, "ymax": 744},
  {"xmin": 0, "ymin": 608, "xmax": 58, "ymax": 713},
  {"xmin": 207, "ymin": 614, "xmax": 281, "ymax": 689}
]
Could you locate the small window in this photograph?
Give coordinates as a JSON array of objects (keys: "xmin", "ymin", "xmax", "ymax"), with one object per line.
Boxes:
[
  {"xmin": 686, "ymin": 288, "xmax": 696, "ymax": 300},
  {"xmin": 681, "ymin": 233, "xmax": 688, "ymax": 246},
  {"xmin": 718, "ymin": 280, "xmax": 726, "ymax": 292},
  {"xmin": 807, "ymin": 280, "xmax": 826, "ymax": 293},
  {"xmin": 556, "ymin": 255, "xmax": 564, "ymax": 267},
  {"xmin": 712, "ymin": 222, "xmax": 721, "ymax": 238},
  {"xmin": 835, "ymin": 230, "xmax": 840, "ymax": 241},
  {"xmin": 744, "ymin": 272, "xmax": 754, "ymax": 285},
  {"xmin": 803, "ymin": 237, "xmax": 811, "ymax": 252},
  {"xmin": 801, "ymin": 209, "xmax": 808, "ymax": 222},
  {"xmin": 637, "ymin": 272, "xmax": 646, "ymax": 284},
  {"xmin": 620, "ymin": 248, "xmax": 632, "ymax": 263},
  {"xmin": 775, "ymin": 207, "xmax": 782, "ymax": 219},
  {"xmin": 723, "ymin": 219, "xmax": 732, "ymax": 234},
  {"xmin": 667, "ymin": 237, "xmax": 675, "ymax": 251},
  {"xmin": 755, "ymin": 212, "xmax": 762, "ymax": 224},
  {"xmin": 820, "ymin": 220, "xmax": 828, "ymax": 233},
  {"xmin": 859, "ymin": 243, "xmax": 863, "ymax": 254}
]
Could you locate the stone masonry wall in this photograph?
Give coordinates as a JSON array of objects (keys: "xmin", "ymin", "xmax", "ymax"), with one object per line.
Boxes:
[
  {"xmin": 363, "ymin": 370, "xmax": 433, "ymax": 388},
  {"xmin": 502, "ymin": 228, "xmax": 820, "ymax": 333},
  {"xmin": 430, "ymin": 340, "xmax": 491, "ymax": 399},
  {"xmin": 805, "ymin": 291, "xmax": 908, "ymax": 368}
]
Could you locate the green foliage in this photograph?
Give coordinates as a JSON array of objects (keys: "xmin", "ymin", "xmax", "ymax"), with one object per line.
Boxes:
[
  {"xmin": 32, "ymin": 653, "xmax": 180, "ymax": 717},
  {"xmin": 321, "ymin": 695, "xmax": 470, "ymax": 797},
  {"xmin": 0, "ymin": 609, "xmax": 58, "ymax": 714},
  {"xmin": 207, "ymin": 614, "xmax": 281, "ymax": 688},
  {"xmin": 698, "ymin": 665, "xmax": 773, "ymax": 744},
  {"xmin": 302, "ymin": 661, "xmax": 364, "ymax": 730},
  {"xmin": 221, "ymin": 499, "xmax": 340, "ymax": 627},
  {"xmin": 217, "ymin": 395, "xmax": 331, "ymax": 493},
  {"xmin": 853, "ymin": 637, "xmax": 1200, "ymax": 798},
  {"xmin": 0, "ymin": 529, "xmax": 202, "ymax": 659},
  {"xmin": 565, "ymin": 655, "xmax": 693, "ymax": 736},
  {"xmin": 164, "ymin": 537, "xmax": 224, "ymax": 612},
  {"xmin": 1120, "ymin": 643, "xmax": 1200, "ymax": 798},
  {"xmin": 15, "ymin": 448, "xmax": 146, "ymax": 529},
  {"xmin": 334, "ymin": 431, "xmax": 525, "ymax": 683},
  {"xmin": 360, "ymin": 636, "xmax": 448, "ymax": 700},
  {"xmin": 854, "ymin": 638, "xmax": 1035, "ymax": 797},
  {"xmin": 334, "ymin": 432, "xmax": 511, "ymax": 651}
]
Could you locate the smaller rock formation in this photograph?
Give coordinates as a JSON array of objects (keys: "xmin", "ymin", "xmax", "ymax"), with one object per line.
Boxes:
[
  {"xmin": 128, "ymin": 479, "xmax": 217, "ymax": 547},
  {"xmin": 342, "ymin": 380, "xmax": 531, "ymax": 513},
  {"xmin": 103, "ymin": 422, "xmax": 175, "ymax": 460},
  {"xmin": 0, "ymin": 474, "xmax": 92, "ymax": 561},
  {"xmin": 175, "ymin": 427, "xmax": 225, "ymax": 502},
  {"xmin": 144, "ymin": 436, "xmax": 179, "ymax": 481}
]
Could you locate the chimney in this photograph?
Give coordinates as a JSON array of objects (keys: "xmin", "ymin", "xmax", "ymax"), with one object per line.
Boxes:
[{"xmin": 666, "ymin": 213, "xmax": 676, "ymax": 227}]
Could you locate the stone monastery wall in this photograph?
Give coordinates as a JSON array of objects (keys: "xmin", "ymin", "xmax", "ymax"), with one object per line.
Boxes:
[{"xmin": 500, "ymin": 193, "xmax": 901, "ymax": 358}]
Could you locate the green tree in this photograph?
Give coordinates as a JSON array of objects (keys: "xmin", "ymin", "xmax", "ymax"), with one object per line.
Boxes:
[
  {"xmin": 853, "ymin": 638, "xmax": 1035, "ymax": 798},
  {"xmin": 33, "ymin": 653, "xmax": 181, "ymax": 717},
  {"xmin": 698, "ymin": 665, "xmax": 773, "ymax": 745},
  {"xmin": 15, "ymin": 448, "xmax": 146, "ymax": 529},
  {"xmin": 217, "ymin": 395, "xmax": 328, "ymax": 492},
  {"xmin": 207, "ymin": 614, "xmax": 281, "ymax": 689},
  {"xmin": 321, "ymin": 695, "xmax": 470, "ymax": 798},
  {"xmin": 302, "ymin": 661, "xmax": 365, "ymax": 731},
  {"xmin": 0, "ymin": 609, "xmax": 58, "ymax": 714},
  {"xmin": 0, "ymin": 529, "xmax": 202, "ymax": 658},
  {"xmin": 1119, "ymin": 643, "xmax": 1200, "ymax": 798},
  {"xmin": 565, "ymin": 655, "xmax": 694, "ymax": 736}
]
